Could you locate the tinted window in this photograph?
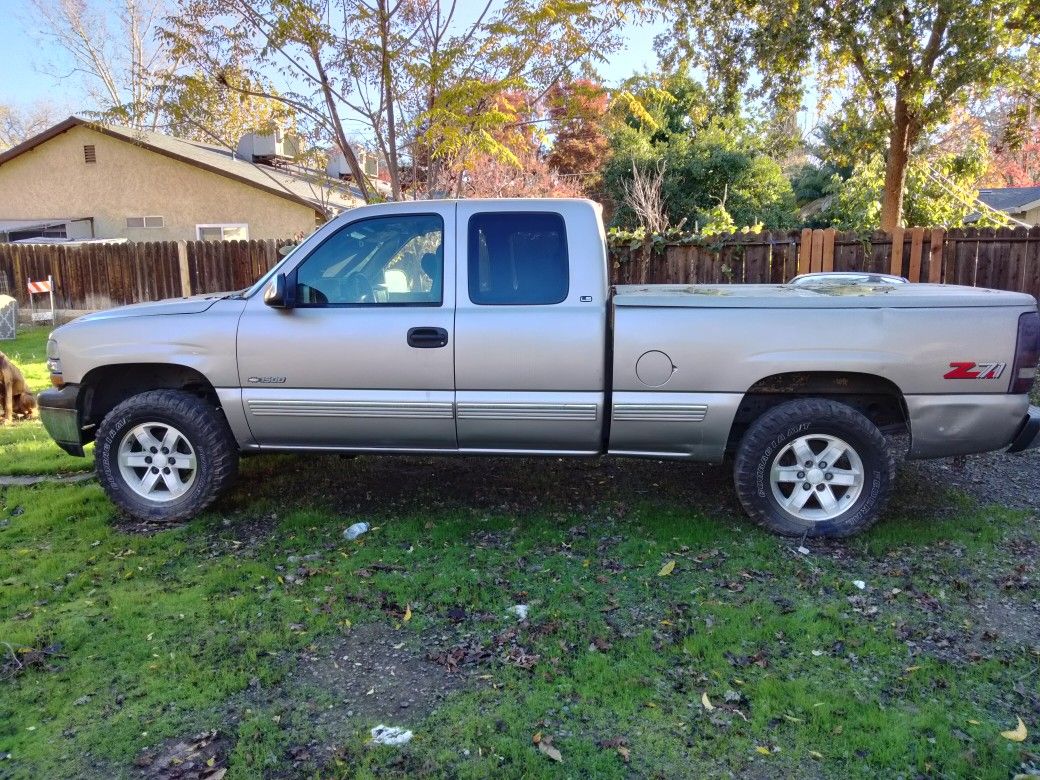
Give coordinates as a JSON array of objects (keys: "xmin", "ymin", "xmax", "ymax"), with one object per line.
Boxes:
[
  {"xmin": 468, "ymin": 212, "xmax": 568, "ymax": 305},
  {"xmin": 295, "ymin": 214, "xmax": 443, "ymax": 306}
]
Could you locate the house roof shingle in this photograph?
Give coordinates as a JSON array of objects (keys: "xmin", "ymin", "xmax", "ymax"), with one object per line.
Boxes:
[
  {"xmin": 976, "ymin": 186, "xmax": 1040, "ymax": 214},
  {"xmin": 0, "ymin": 116, "xmax": 364, "ymax": 214}
]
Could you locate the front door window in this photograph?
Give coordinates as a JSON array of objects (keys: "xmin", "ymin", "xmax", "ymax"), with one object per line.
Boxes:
[{"xmin": 295, "ymin": 214, "xmax": 443, "ymax": 306}]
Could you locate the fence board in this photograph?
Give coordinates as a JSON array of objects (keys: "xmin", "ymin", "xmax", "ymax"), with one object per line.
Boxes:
[
  {"xmin": 976, "ymin": 227, "xmax": 998, "ymax": 289},
  {"xmin": 954, "ymin": 229, "xmax": 978, "ymax": 286},
  {"xmin": 1026, "ymin": 227, "xmax": 1040, "ymax": 300},
  {"xmin": 889, "ymin": 227, "xmax": 905, "ymax": 276},
  {"xmin": 927, "ymin": 229, "xmax": 944, "ymax": 283},
  {"xmin": 908, "ymin": 228, "xmax": 924, "ymax": 282},
  {"xmin": 797, "ymin": 228, "xmax": 812, "ymax": 275},
  {"xmin": 821, "ymin": 229, "xmax": 836, "ymax": 272}
]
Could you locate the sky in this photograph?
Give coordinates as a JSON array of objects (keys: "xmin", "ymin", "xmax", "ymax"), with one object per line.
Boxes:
[{"xmin": 0, "ymin": 1, "xmax": 667, "ymax": 117}]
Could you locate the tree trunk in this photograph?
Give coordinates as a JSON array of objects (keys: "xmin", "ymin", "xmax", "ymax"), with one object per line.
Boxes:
[
  {"xmin": 880, "ymin": 91, "xmax": 912, "ymax": 231},
  {"xmin": 378, "ymin": 0, "xmax": 402, "ymax": 200}
]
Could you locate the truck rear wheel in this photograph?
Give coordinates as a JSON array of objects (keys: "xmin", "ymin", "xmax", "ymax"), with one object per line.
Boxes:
[
  {"xmin": 733, "ymin": 398, "xmax": 894, "ymax": 538},
  {"xmin": 95, "ymin": 390, "xmax": 238, "ymax": 523}
]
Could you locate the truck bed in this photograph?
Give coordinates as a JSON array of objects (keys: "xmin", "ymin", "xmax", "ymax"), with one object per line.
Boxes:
[{"xmin": 613, "ymin": 283, "xmax": 1036, "ymax": 309}]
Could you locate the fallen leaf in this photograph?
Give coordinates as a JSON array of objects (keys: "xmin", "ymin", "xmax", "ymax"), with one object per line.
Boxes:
[
  {"xmin": 755, "ymin": 746, "xmax": 771, "ymax": 755},
  {"xmin": 1000, "ymin": 717, "xmax": 1028, "ymax": 742},
  {"xmin": 537, "ymin": 740, "xmax": 563, "ymax": 763},
  {"xmin": 809, "ymin": 750, "xmax": 823, "ymax": 760},
  {"xmin": 701, "ymin": 692, "xmax": 714, "ymax": 711},
  {"xmin": 658, "ymin": 560, "xmax": 676, "ymax": 577},
  {"xmin": 403, "ymin": 605, "xmax": 412, "ymax": 623}
]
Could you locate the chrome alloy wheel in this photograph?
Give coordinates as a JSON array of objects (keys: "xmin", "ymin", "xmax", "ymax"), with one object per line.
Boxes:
[
  {"xmin": 117, "ymin": 422, "xmax": 198, "ymax": 501},
  {"xmin": 769, "ymin": 434, "xmax": 865, "ymax": 522}
]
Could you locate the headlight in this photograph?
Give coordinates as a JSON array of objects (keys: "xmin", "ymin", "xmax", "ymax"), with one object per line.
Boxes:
[{"xmin": 46, "ymin": 338, "xmax": 63, "ymax": 386}]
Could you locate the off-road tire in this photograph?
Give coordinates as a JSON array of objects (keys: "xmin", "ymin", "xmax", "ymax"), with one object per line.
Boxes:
[
  {"xmin": 96, "ymin": 390, "xmax": 238, "ymax": 522},
  {"xmin": 733, "ymin": 398, "xmax": 895, "ymax": 538}
]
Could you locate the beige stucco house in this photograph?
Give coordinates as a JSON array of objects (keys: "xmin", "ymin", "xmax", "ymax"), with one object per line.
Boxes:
[{"xmin": 0, "ymin": 117, "xmax": 364, "ymax": 242}]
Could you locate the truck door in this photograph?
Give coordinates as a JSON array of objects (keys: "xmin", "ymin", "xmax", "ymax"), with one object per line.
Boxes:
[
  {"xmin": 236, "ymin": 202, "xmax": 457, "ymax": 451},
  {"xmin": 453, "ymin": 201, "xmax": 608, "ymax": 453}
]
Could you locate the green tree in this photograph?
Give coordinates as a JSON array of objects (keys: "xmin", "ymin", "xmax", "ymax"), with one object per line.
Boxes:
[
  {"xmin": 819, "ymin": 138, "xmax": 1002, "ymax": 231},
  {"xmin": 603, "ymin": 71, "xmax": 796, "ymax": 232},
  {"xmin": 658, "ymin": 0, "xmax": 1040, "ymax": 230}
]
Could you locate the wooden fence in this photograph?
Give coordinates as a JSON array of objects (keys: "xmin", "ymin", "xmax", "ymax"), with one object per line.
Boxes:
[
  {"xmin": 0, "ymin": 239, "xmax": 292, "ymax": 309},
  {"xmin": 612, "ymin": 226, "xmax": 1040, "ymax": 299},
  {"xmin": 2, "ymin": 227, "xmax": 1039, "ymax": 309}
]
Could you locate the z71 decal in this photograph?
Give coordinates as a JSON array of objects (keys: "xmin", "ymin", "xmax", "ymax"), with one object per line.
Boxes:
[{"xmin": 944, "ymin": 362, "xmax": 1006, "ymax": 380}]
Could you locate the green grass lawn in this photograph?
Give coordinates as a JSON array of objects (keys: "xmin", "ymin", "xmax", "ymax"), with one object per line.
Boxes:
[
  {"xmin": 1, "ymin": 328, "xmax": 1038, "ymax": 778},
  {"xmin": 0, "ymin": 327, "xmax": 93, "ymax": 475}
]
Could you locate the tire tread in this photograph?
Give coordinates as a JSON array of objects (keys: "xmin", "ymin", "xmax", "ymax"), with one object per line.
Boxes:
[
  {"xmin": 733, "ymin": 398, "xmax": 895, "ymax": 538},
  {"xmin": 95, "ymin": 390, "xmax": 238, "ymax": 523}
]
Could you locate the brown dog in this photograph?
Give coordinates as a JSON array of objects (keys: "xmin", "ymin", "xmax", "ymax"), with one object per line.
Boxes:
[{"xmin": 0, "ymin": 351, "xmax": 36, "ymax": 424}]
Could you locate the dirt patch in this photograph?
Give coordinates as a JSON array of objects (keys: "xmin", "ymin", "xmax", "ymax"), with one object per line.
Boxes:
[
  {"xmin": 0, "ymin": 640, "xmax": 63, "ymax": 681},
  {"xmin": 237, "ymin": 622, "xmax": 473, "ymax": 774},
  {"xmin": 972, "ymin": 594, "xmax": 1040, "ymax": 651},
  {"xmin": 0, "ymin": 472, "xmax": 93, "ymax": 487},
  {"xmin": 905, "ymin": 448, "xmax": 1040, "ymax": 512},
  {"xmin": 288, "ymin": 622, "xmax": 468, "ymax": 723},
  {"xmin": 133, "ymin": 729, "xmax": 230, "ymax": 780}
]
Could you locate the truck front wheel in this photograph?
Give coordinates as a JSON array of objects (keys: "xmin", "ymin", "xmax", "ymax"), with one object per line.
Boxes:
[
  {"xmin": 95, "ymin": 390, "xmax": 239, "ymax": 523},
  {"xmin": 733, "ymin": 398, "xmax": 895, "ymax": 538}
]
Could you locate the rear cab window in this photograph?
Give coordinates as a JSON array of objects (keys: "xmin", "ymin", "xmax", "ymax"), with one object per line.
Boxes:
[{"xmin": 468, "ymin": 212, "xmax": 569, "ymax": 305}]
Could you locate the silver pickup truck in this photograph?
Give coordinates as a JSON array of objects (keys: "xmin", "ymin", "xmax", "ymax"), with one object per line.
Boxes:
[{"xmin": 39, "ymin": 199, "xmax": 1040, "ymax": 537}]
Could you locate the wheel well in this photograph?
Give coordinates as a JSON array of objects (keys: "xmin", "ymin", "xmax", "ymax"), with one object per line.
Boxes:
[
  {"xmin": 79, "ymin": 363, "xmax": 220, "ymax": 441},
  {"xmin": 726, "ymin": 372, "xmax": 909, "ymax": 457}
]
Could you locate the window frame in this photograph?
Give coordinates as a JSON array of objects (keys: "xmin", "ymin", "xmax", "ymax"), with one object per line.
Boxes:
[
  {"xmin": 290, "ymin": 212, "xmax": 445, "ymax": 309},
  {"xmin": 466, "ymin": 210, "xmax": 570, "ymax": 306},
  {"xmin": 196, "ymin": 223, "xmax": 249, "ymax": 241},
  {"xmin": 127, "ymin": 216, "xmax": 165, "ymax": 229}
]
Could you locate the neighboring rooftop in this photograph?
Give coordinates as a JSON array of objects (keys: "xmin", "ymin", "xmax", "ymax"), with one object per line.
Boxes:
[
  {"xmin": 976, "ymin": 186, "xmax": 1040, "ymax": 213},
  {"xmin": 0, "ymin": 116, "xmax": 365, "ymax": 214}
]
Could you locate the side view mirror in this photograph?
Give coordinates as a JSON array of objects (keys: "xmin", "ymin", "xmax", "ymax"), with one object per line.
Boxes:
[{"xmin": 264, "ymin": 273, "xmax": 291, "ymax": 308}]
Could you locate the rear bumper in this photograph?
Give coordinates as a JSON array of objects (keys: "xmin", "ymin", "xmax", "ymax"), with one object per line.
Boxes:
[
  {"xmin": 1008, "ymin": 405, "xmax": 1040, "ymax": 453},
  {"xmin": 37, "ymin": 384, "xmax": 86, "ymax": 457}
]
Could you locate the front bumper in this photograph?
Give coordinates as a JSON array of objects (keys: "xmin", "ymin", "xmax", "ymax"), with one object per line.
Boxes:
[
  {"xmin": 38, "ymin": 384, "xmax": 86, "ymax": 457},
  {"xmin": 1008, "ymin": 405, "xmax": 1040, "ymax": 453}
]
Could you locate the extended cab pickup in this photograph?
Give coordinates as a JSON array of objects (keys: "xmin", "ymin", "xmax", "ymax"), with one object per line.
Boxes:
[{"xmin": 39, "ymin": 199, "xmax": 1040, "ymax": 537}]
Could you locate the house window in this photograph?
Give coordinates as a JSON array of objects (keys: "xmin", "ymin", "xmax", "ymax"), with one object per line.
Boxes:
[
  {"xmin": 126, "ymin": 216, "xmax": 165, "ymax": 229},
  {"xmin": 83, "ymin": 145, "xmax": 96, "ymax": 163},
  {"xmin": 196, "ymin": 224, "xmax": 249, "ymax": 241}
]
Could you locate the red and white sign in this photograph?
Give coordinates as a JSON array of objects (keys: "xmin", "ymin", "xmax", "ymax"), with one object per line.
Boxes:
[{"xmin": 27, "ymin": 278, "xmax": 52, "ymax": 294}]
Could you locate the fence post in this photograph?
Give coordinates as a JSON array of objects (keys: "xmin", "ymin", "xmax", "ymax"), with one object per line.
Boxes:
[{"xmin": 177, "ymin": 241, "xmax": 192, "ymax": 297}]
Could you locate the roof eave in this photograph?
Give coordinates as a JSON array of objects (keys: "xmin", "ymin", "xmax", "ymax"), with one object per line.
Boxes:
[{"xmin": 0, "ymin": 116, "xmax": 349, "ymax": 212}]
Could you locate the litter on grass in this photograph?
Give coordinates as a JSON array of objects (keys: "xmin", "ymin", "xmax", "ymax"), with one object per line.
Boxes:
[
  {"xmin": 371, "ymin": 725, "xmax": 413, "ymax": 746},
  {"xmin": 507, "ymin": 604, "xmax": 529, "ymax": 621}
]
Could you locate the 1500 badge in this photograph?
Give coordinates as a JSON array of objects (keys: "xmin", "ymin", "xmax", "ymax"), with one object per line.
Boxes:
[
  {"xmin": 248, "ymin": 376, "xmax": 287, "ymax": 384},
  {"xmin": 944, "ymin": 362, "xmax": 1006, "ymax": 380}
]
